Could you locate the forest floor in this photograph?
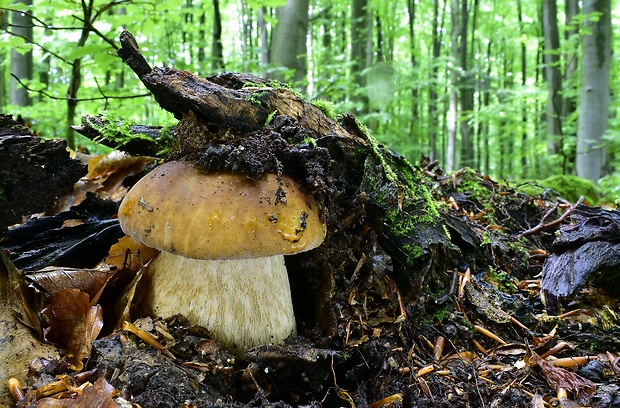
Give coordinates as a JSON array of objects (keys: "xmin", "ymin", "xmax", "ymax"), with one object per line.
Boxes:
[{"xmin": 2, "ymin": 139, "xmax": 620, "ymax": 408}]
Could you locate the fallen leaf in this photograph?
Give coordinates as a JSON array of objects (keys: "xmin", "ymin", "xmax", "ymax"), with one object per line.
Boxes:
[
  {"xmin": 46, "ymin": 289, "xmax": 104, "ymax": 371},
  {"xmin": 526, "ymin": 349, "xmax": 595, "ymax": 404}
]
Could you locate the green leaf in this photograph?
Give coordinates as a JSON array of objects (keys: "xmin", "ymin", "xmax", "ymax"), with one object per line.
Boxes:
[
  {"xmin": 66, "ymin": 43, "xmax": 112, "ymax": 61},
  {"xmin": 246, "ymin": 0, "xmax": 287, "ymax": 10}
]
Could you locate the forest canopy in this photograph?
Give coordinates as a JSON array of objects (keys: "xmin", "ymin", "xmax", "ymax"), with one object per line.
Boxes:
[{"xmin": 0, "ymin": 0, "xmax": 618, "ymax": 193}]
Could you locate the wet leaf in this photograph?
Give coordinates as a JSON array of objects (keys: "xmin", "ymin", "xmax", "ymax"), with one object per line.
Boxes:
[
  {"xmin": 526, "ymin": 350, "xmax": 595, "ymax": 404},
  {"xmin": 47, "ymin": 289, "xmax": 104, "ymax": 371}
]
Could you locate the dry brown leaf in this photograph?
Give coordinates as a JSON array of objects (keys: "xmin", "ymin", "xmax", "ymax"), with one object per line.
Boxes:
[
  {"xmin": 46, "ymin": 289, "xmax": 104, "ymax": 371},
  {"xmin": 104, "ymin": 235, "xmax": 157, "ymax": 271},
  {"xmin": 53, "ymin": 151, "xmax": 154, "ymax": 212},
  {"xmin": 34, "ymin": 378, "xmax": 118, "ymax": 408},
  {"xmin": 526, "ymin": 350, "xmax": 595, "ymax": 404},
  {"xmin": 27, "ymin": 267, "xmax": 115, "ymax": 301}
]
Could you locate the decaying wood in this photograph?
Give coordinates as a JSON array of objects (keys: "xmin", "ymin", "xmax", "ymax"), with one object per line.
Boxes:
[
  {"xmin": 0, "ymin": 115, "xmax": 86, "ymax": 233},
  {"xmin": 117, "ymin": 30, "xmax": 354, "ymax": 143}
]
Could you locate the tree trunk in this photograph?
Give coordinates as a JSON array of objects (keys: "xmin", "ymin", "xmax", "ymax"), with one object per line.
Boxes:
[
  {"xmin": 575, "ymin": 0, "xmax": 611, "ymax": 182},
  {"xmin": 0, "ymin": 11, "xmax": 7, "ymax": 111},
  {"xmin": 428, "ymin": 0, "xmax": 444, "ymax": 163},
  {"xmin": 258, "ymin": 7, "xmax": 269, "ymax": 77},
  {"xmin": 542, "ymin": 0, "xmax": 563, "ymax": 155},
  {"xmin": 350, "ymin": 0, "xmax": 371, "ymax": 114},
  {"xmin": 517, "ymin": 0, "xmax": 528, "ymax": 177},
  {"xmin": 458, "ymin": 0, "xmax": 474, "ymax": 169},
  {"xmin": 10, "ymin": 0, "xmax": 33, "ymax": 108},
  {"xmin": 211, "ymin": 0, "xmax": 224, "ymax": 71},
  {"xmin": 406, "ymin": 0, "xmax": 419, "ymax": 131},
  {"xmin": 270, "ymin": 0, "xmax": 310, "ymax": 84},
  {"xmin": 446, "ymin": 0, "xmax": 459, "ymax": 171}
]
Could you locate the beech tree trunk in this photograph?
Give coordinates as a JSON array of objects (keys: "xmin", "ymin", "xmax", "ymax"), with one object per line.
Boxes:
[
  {"xmin": 542, "ymin": 0, "xmax": 563, "ymax": 155},
  {"xmin": 575, "ymin": 0, "xmax": 611, "ymax": 182},
  {"xmin": 270, "ymin": 0, "xmax": 310, "ymax": 84}
]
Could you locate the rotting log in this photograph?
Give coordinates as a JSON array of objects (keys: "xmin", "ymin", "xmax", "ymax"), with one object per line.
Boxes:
[
  {"xmin": 111, "ymin": 30, "xmax": 453, "ymax": 340},
  {"xmin": 0, "ymin": 115, "xmax": 86, "ymax": 233}
]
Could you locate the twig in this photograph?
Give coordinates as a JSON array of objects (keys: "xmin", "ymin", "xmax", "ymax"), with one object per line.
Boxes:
[
  {"xmin": 11, "ymin": 74, "xmax": 150, "ymax": 102},
  {"xmin": 517, "ymin": 196, "xmax": 585, "ymax": 239}
]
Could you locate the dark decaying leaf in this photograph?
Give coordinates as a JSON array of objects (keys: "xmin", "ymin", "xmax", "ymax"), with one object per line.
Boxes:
[
  {"xmin": 46, "ymin": 288, "xmax": 104, "ymax": 371},
  {"xmin": 526, "ymin": 349, "xmax": 596, "ymax": 404},
  {"xmin": 4, "ymin": 214, "xmax": 123, "ymax": 271},
  {"xmin": 2, "ymin": 250, "xmax": 43, "ymax": 337}
]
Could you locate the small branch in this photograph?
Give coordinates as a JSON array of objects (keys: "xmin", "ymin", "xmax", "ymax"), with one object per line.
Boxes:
[
  {"xmin": 10, "ymin": 74, "xmax": 150, "ymax": 102},
  {"xmin": 117, "ymin": 30, "xmax": 152, "ymax": 79},
  {"xmin": 517, "ymin": 196, "xmax": 585, "ymax": 239}
]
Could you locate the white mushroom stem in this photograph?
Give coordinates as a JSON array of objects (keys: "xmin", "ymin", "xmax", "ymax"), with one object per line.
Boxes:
[{"xmin": 143, "ymin": 251, "xmax": 296, "ymax": 356}]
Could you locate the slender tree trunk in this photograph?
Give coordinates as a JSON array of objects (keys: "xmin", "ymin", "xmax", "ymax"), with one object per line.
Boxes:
[
  {"xmin": 66, "ymin": 0, "xmax": 94, "ymax": 150},
  {"xmin": 517, "ymin": 0, "xmax": 528, "ymax": 177},
  {"xmin": 270, "ymin": 0, "xmax": 310, "ymax": 84},
  {"xmin": 575, "ymin": 0, "xmax": 611, "ymax": 182},
  {"xmin": 458, "ymin": 0, "xmax": 474, "ymax": 169},
  {"xmin": 350, "ymin": 0, "xmax": 371, "ymax": 114},
  {"xmin": 0, "ymin": 10, "xmax": 8, "ymax": 111},
  {"xmin": 406, "ymin": 0, "xmax": 419, "ymax": 127},
  {"xmin": 10, "ymin": 0, "xmax": 33, "ymax": 108},
  {"xmin": 428, "ymin": 0, "xmax": 444, "ymax": 162},
  {"xmin": 258, "ymin": 7, "xmax": 269, "ymax": 77},
  {"xmin": 446, "ymin": 0, "xmax": 459, "ymax": 171},
  {"xmin": 212, "ymin": 0, "xmax": 224, "ymax": 71},
  {"xmin": 542, "ymin": 0, "xmax": 563, "ymax": 156}
]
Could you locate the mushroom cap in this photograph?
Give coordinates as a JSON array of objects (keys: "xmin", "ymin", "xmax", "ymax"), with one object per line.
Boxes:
[{"xmin": 118, "ymin": 160, "xmax": 326, "ymax": 260}]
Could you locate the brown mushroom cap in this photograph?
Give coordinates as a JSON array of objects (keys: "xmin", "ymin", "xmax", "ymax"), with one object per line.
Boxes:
[{"xmin": 118, "ymin": 160, "xmax": 326, "ymax": 260}]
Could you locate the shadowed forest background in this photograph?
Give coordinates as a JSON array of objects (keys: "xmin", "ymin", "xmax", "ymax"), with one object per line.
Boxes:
[{"xmin": 0, "ymin": 0, "xmax": 617, "ymax": 196}]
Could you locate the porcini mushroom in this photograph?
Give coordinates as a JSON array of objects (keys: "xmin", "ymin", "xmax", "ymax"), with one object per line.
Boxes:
[{"xmin": 118, "ymin": 160, "xmax": 326, "ymax": 355}]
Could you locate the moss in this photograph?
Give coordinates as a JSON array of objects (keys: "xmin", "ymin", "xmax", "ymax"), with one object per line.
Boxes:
[
  {"xmin": 248, "ymin": 91, "xmax": 268, "ymax": 106},
  {"xmin": 538, "ymin": 174, "xmax": 600, "ymax": 205},
  {"xmin": 357, "ymin": 120, "xmax": 446, "ymax": 266},
  {"xmin": 482, "ymin": 267, "xmax": 518, "ymax": 294},
  {"xmin": 86, "ymin": 115, "xmax": 176, "ymax": 156},
  {"xmin": 311, "ymin": 99, "xmax": 337, "ymax": 120},
  {"xmin": 265, "ymin": 110, "xmax": 277, "ymax": 126}
]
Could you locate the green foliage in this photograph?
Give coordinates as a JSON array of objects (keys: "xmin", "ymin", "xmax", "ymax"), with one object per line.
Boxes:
[
  {"xmin": 538, "ymin": 175, "xmax": 600, "ymax": 205},
  {"xmin": 0, "ymin": 0, "xmax": 618, "ymax": 186},
  {"xmin": 311, "ymin": 99, "xmax": 337, "ymax": 120}
]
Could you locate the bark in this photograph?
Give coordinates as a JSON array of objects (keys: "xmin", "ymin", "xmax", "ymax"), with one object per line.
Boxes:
[
  {"xmin": 575, "ymin": 0, "xmax": 611, "ymax": 182},
  {"xmin": 10, "ymin": 0, "xmax": 33, "ymax": 107},
  {"xmin": 542, "ymin": 0, "xmax": 563, "ymax": 155},
  {"xmin": 270, "ymin": 0, "xmax": 310, "ymax": 84}
]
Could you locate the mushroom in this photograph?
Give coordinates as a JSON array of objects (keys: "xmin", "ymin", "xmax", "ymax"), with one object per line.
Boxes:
[{"xmin": 117, "ymin": 160, "xmax": 326, "ymax": 355}]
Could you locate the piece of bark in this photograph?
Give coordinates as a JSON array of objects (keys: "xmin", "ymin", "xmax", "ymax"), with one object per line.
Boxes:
[{"xmin": 0, "ymin": 115, "xmax": 87, "ymax": 233}]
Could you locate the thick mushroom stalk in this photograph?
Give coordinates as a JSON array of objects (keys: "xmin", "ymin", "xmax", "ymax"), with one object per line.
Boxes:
[
  {"xmin": 118, "ymin": 161, "xmax": 326, "ymax": 355},
  {"xmin": 145, "ymin": 253, "xmax": 295, "ymax": 355}
]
